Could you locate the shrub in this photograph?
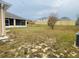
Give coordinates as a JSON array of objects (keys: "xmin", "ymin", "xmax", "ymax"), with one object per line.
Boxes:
[{"xmin": 27, "ymin": 20, "xmax": 35, "ymax": 25}]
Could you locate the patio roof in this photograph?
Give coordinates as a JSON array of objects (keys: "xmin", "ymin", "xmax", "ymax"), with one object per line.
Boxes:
[
  {"xmin": 0, "ymin": 0, "xmax": 11, "ymax": 10},
  {"xmin": 5, "ymin": 12, "xmax": 26, "ymax": 20},
  {"xmin": 0, "ymin": 0, "xmax": 26, "ymax": 20}
]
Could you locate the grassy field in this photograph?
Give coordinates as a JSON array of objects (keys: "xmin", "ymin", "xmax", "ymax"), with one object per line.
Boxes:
[{"xmin": 0, "ymin": 24, "xmax": 79, "ymax": 58}]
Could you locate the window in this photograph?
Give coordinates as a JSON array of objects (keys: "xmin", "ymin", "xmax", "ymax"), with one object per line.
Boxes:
[
  {"xmin": 16, "ymin": 19, "xmax": 25, "ymax": 25},
  {"xmin": 10, "ymin": 18, "xmax": 14, "ymax": 25},
  {"xmin": 5, "ymin": 18, "xmax": 10, "ymax": 26},
  {"xmin": 5, "ymin": 18, "xmax": 14, "ymax": 26}
]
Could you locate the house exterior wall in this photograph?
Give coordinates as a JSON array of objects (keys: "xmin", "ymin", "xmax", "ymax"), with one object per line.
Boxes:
[
  {"xmin": 55, "ymin": 20, "xmax": 76, "ymax": 26},
  {"xmin": 35, "ymin": 19, "xmax": 48, "ymax": 24},
  {"xmin": 35, "ymin": 19, "xmax": 76, "ymax": 26}
]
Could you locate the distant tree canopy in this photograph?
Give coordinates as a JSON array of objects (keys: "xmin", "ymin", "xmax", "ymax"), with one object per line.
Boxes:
[
  {"xmin": 61, "ymin": 17, "xmax": 71, "ymax": 20},
  {"xmin": 48, "ymin": 16, "xmax": 58, "ymax": 29}
]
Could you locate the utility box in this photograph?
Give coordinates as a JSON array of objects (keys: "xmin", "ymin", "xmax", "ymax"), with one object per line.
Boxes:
[{"xmin": 76, "ymin": 32, "xmax": 79, "ymax": 47}]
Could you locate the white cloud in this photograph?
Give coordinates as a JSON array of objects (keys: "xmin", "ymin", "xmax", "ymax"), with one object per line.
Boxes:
[
  {"xmin": 3, "ymin": 0, "xmax": 79, "ymax": 19},
  {"xmin": 58, "ymin": 0, "xmax": 79, "ymax": 18},
  {"xmin": 36, "ymin": 0, "xmax": 63, "ymax": 16},
  {"xmin": 36, "ymin": 0, "xmax": 79, "ymax": 18}
]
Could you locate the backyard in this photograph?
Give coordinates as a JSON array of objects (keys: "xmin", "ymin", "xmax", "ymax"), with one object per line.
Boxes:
[{"xmin": 0, "ymin": 24, "xmax": 79, "ymax": 58}]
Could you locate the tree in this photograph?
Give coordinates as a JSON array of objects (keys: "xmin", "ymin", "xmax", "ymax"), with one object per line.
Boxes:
[{"xmin": 48, "ymin": 16, "xmax": 58, "ymax": 29}]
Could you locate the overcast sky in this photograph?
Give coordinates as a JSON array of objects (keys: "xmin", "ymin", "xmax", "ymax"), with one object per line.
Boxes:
[{"xmin": 3, "ymin": 0, "xmax": 79, "ymax": 19}]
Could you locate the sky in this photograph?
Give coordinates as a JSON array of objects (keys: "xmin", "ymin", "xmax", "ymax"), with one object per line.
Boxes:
[{"xmin": 3, "ymin": 0, "xmax": 79, "ymax": 19}]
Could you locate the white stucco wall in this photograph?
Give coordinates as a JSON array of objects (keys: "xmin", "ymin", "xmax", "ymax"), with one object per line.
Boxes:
[
  {"xmin": 55, "ymin": 20, "xmax": 76, "ymax": 26},
  {"xmin": 35, "ymin": 19, "xmax": 48, "ymax": 24},
  {"xmin": 35, "ymin": 19, "xmax": 76, "ymax": 26}
]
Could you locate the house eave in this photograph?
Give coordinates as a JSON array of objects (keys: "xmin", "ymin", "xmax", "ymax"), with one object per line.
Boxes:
[{"xmin": 0, "ymin": 0, "xmax": 11, "ymax": 10}]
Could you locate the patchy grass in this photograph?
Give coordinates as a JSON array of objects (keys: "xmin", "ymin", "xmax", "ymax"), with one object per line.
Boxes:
[{"xmin": 0, "ymin": 24, "xmax": 79, "ymax": 58}]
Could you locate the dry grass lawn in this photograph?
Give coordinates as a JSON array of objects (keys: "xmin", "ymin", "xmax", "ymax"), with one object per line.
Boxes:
[{"xmin": 0, "ymin": 24, "xmax": 79, "ymax": 58}]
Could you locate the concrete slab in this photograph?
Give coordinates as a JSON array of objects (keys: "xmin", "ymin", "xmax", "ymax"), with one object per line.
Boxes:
[{"xmin": 0, "ymin": 36, "xmax": 8, "ymax": 40}]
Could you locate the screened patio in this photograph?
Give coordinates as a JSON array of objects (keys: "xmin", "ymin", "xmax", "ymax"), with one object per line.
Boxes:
[{"xmin": 5, "ymin": 18, "xmax": 27, "ymax": 28}]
